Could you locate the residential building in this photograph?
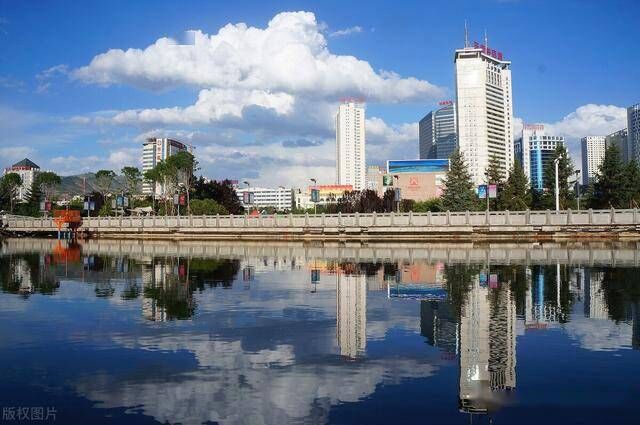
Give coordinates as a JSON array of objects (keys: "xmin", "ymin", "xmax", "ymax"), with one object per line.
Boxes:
[
  {"xmin": 336, "ymin": 101, "xmax": 366, "ymax": 190},
  {"xmin": 628, "ymin": 103, "xmax": 640, "ymax": 162},
  {"xmin": 581, "ymin": 136, "xmax": 606, "ymax": 185},
  {"xmin": 236, "ymin": 186, "xmax": 294, "ymax": 211},
  {"xmin": 141, "ymin": 138, "xmax": 192, "ymax": 196},
  {"xmin": 514, "ymin": 125, "xmax": 564, "ymax": 190},
  {"xmin": 419, "ymin": 102, "xmax": 457, "ymax": 160},
  {"xmin": 374, "ymin": 159, "xmax": 449, "ymax": 201},
  {"xmin": 3, "ymin": 158, "xmax": 40, "ymax": 201},
  {"xmin": 366, "ymin": 165, "xmax": 384, "ymax": 191},
  {"xmin": 605, "ymin": 129, "xmax": 629, "ymax": 163},
  {"xmin": 455, "ymin": 39, "xmax": 514, "ymax": 185}
]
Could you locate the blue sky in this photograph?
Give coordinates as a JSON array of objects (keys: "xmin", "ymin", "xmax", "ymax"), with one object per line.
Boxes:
[{"xmin": 0, "ymin": 0, "xmax": 638, "ymax": 185}]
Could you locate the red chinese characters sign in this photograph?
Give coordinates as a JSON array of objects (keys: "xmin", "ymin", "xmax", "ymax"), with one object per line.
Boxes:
[{"xmin": 473, "ymin": 41, "xmax": 504, "ymax": 61}]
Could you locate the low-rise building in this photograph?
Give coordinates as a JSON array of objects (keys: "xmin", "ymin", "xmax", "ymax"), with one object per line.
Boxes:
[
  {"xmin": 295, "ymin": 184, "xmax": 353, "ymax": 210},
  {"xmin": 236, "ymin": 186, "xmax": 294, "ymax": 211},
  {"xmin": 374, "ymin": 159, "xmax": 449, "ymax": 202}
]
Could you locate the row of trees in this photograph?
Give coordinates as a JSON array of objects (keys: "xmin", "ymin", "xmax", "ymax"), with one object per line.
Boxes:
[
  {"xmin": 439, "ymin": 147, "xmax": 579, "ymax": 212},
  {"xmin": 0, "ymin": 171, "xmax": 61, "ymax": 216}
]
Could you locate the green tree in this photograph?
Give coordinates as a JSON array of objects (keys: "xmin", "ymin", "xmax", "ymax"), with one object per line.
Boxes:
[
  {"xmin": 36, "ymin": 171, "xmax": 61, "ymax": 202},
  {"xmin": 188, "ymin": 199, "xmax": 228, "ymax": 215},
  {"xmin": 441, "ymin": 149, "xmax": 477, "ymax": 211},
  {"xmin": 166, "ymin": 151, "xmax": 199, "ymax": 214},
  {"xmin": 143, "ymin": 167, "xmax": 162, "ymax": 211},
  {"xmin": 500, "ymin": 160, "xmax": 531, "ymax": 211},
  {"xmin": 541, "ymin": 145, "xmax": 575, "ymax": 210},
  {"xmin": 94, "ymin": 170, "xmax": 116, "ymax": 199},
  {"xmin": 191, "ymin": 177, "xmax": 244, "ymax": 214},
  {"xmin": 485, "ymin": 154, "xmax": 505, "ymax": 210},
  {"xmin": 411, "ymin": 198, "xmax": 442, "ymax": 212},
  {"xmin": 591, "ymin": 144, "xmax": 625, "ymax": 208},
  {"xmin": 1, "ymin": 172, "xmax": 22, "ymax": 213},
  {"xmin": 622, "ymin": 160, "xmax": 640, "ymax": 208},
  {"xmin": 121, "ymin": 166, "xmax": 142, "ymax": 196}
]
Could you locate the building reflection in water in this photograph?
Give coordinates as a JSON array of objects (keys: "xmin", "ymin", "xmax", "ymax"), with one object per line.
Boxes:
[
  {"xmin": 336, "ymin": 272, "xmax": 367, "ymax": 359},
  {"xmin": 3, "ymin": 239, "xmax": 640, "ymax": 423}
]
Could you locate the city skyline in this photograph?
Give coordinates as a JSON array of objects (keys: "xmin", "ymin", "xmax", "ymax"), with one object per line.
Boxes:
[{"xmin": 1, "ymin": 1, "xmax": 638, "ymax": 187}]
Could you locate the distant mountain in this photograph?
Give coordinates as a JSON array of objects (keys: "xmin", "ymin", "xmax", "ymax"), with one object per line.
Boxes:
[{"xmin": 58, "ymin": 173, "xmax": 127, "ymax": 197}]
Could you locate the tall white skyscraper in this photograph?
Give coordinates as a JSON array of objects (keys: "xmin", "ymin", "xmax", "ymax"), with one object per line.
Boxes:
[
  {"xmin": 336, "ymin": 102, "xmax": 366, "ymax": 191},
  {"xmin": 581, "ymin": 136, "xmax": 606, "ymax": 185},
  {"xmin": 628, "ymin": 103, "xmax": 640, "ymax": 162},
  {"xmin": 455, "ymin": 39, "xmax": 514, "ymax": 185},
  {"xmin": 142, "ymin": 138, "xmax": 191, "ymax": 196}
]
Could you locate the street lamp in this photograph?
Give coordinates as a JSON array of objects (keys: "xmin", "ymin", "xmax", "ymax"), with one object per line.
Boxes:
[
  {"xmin": 484, "ymin": 171, "xmax": 490, "ymax": 212},
  {"xmin": 392, "ymin": 175, "xmax": 400, "ymax": 213},
  {"xmin": 574, "ymin": 170, "xmax": 581, "ymax": 210},
  {"xmin": 310, "ymin": 178, "xmax": 317, "ymax": 214},
  {"xmin": 554, "ymin": 157, "xmax": 561, "ymax": 211}
]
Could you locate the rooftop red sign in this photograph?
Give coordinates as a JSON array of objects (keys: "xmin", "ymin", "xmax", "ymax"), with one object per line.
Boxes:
[{"xmin": 473, "ymin": 41, "xmax": 504, "ymax": 61}]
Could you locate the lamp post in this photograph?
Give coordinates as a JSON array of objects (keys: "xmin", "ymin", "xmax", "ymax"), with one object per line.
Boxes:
[
  {"xmin": 310, "ymin": 178, "xmax": 317, "ymax": 214},
  {"xmin": 574, "ymin": 170, "xmax": 581, "ymax": 210},
  {"xmin": 554, "ymin": 157, "xmax": 561, "ymax": 211},
  {"xmin": 393, "ymin": 175, "xmax": 400, "ymax": 213},
  {"xmin": 484, "ymin": 171, "xmax": 490, "ymax": 212},
  {"xmin": 243, "ymin": 181, "xmax": 250, "ymax": 214}
]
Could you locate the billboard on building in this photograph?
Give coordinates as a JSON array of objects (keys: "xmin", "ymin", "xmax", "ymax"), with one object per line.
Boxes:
[
  {"xmin": 242, "ymin": 192, "xmax": 254, "ymax": 205},
  {"xmin": 387, "ymin": 159, "xmax": 449, "ymax": 174},
  {"xmin": 382, "ymin": 175, "xmax": 394, "ymax": 186}
]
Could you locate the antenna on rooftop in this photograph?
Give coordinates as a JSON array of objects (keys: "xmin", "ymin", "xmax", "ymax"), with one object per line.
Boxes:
[
  {"xmin": 484, "ymin": 28, "xmax": 488, "ymax": 49},
  {"xmin": 464, "ymin": 20, "xmax": 469, "ymax": 48}
]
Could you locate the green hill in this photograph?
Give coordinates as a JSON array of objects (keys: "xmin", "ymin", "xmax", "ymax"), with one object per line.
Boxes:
[{"xmin": 58, "ymin": 173, "xmax": 127, "ymax": 197}]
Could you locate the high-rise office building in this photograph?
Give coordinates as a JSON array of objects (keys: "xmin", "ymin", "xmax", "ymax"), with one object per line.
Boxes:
[
  {"xmin": 419, "ymin": 102, "xmax": 457, "ymax": 160},
  {"xmin": 3, "ymin": 158, "xmax": 40, "ymax": 201},
  {"xmin": 606, "ymin": 129, "xmax": 630, "ymax": 163},
  {"xmin": 455, "ymin": 39, "xmax": 514, "ymax": 185},
  {"xmin": 514, "ymin": 125, "xmax": 564, "ymax": 190},
  {"xmin": 336, "ymin": 101, "xmax": 366, "ymax": 191},
  {"xmin": 628, "ymin": 103, "xmax": 640, "ymax": 163},
  {"xmin": 142, "ymin": 138, "xmax": 191, "ymax": 196},
  {"xmin": 581, "ymin": 136, "xmax": 606, "ymax": 185}
]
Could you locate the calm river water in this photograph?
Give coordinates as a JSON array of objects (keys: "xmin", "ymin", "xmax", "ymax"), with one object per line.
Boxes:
[{"xmin": 1, "ymin": 238, "xmax": 639, "ymax": 424}]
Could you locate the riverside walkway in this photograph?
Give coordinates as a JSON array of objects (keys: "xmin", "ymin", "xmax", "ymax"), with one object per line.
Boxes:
[{"xmin": 3, "ymin": 209, "xmax": 640, "ymax": 241}]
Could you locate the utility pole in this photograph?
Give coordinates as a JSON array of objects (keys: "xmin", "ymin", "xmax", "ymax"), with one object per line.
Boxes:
[
  {"xmin": 484, "ymin": 171, "xmax": 490, "ymax": 212},
  {"xmin": 310, "ymin": 178, "xmax": 317, "ymax": 214},
  {"xmin": 575, "ymin": 170, "xmax": 581, "ymax": 210},
  {"xmin": 554, "ymin": 157, "xmax": 561, "ymax": 211}
]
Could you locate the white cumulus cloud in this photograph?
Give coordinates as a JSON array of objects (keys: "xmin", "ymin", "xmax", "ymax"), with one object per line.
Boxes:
[
  {"xmin": 543, "ymin": 104, "xmax": 627, "ymax": 139},
  {"xmin": 72, "ymin": 11, "xmax": 443, "ymax": 103}
]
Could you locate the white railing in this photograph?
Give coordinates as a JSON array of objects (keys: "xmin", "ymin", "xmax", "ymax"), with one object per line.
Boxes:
[{"xmin": 3, "ymin": 209, "xmax": 640, "ymax": 231}]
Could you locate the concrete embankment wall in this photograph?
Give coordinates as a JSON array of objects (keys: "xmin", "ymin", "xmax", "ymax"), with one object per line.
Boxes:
[{"xmin": 4, "ymin": 209, "xmax": 640, "ymax": 242}]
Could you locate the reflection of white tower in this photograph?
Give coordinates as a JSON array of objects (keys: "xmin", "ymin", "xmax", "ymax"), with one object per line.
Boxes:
[
  {"xmin": 336, "ymin": 273, "xmax": 367, "ymax": 358},
  {"xmin": 584, "ymin": 269, "xmax": 608, "ymax": 320},
  {"xmin": 141, "ymin": 261, "xmax": 167, "ymax": 322},
  {"xmin": 459, "ymin": 277, "xmax": 516, "ymax": 413},
  {"xmin": 14, "ymin": 258, "xmax": 33, "ymax": 294}
]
